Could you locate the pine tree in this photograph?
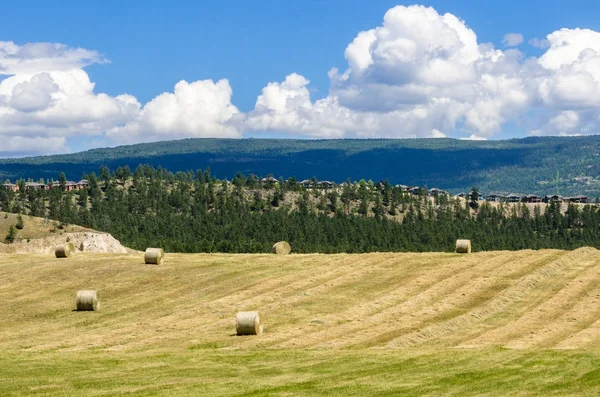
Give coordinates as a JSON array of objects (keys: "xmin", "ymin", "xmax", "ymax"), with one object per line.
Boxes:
[
  {"xmin": 15, "ymin": 214, "xmax": 24, "ymax": 230},
  {"xmin": 5, "ymin": 225, "xmax": 16, "ymax": 243}
]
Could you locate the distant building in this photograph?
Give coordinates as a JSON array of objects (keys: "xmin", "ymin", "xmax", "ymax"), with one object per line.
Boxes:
[
  {"xmin": 564, "ymin": 195, "xmax": 589, "ymax": 204},
  {"xmin": 428, "ymin": 188, "xmax": 448, "ymax": 196},
  {"xmin": 25, "ymin": 182, "xmax": 49, "ymax": 191},
  {"xmin": 522, "ymin": 194, "xmax": 542, "ymax": 203},
  {"xmin": 505, "ymin": 193, "xmax": 522, "ymax": 203},
  {"xmin": 2, "ymin": 183, "xmax": 18, "ymax": 192},
  {"xmin": 484, "ymin": 193, "xmax": 505, "ymax": 202},
  {"xmin": 543, "ymin": 195, "xmax": 563, "ymax": 203},
  {"xmin": 260, "ymin": 177, "xmax": 278, "ymax": 183}
]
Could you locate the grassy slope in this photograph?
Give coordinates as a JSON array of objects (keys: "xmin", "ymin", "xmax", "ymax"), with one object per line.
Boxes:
[
  {"xmin": 1, "ymin": 250, "xmax": 600, "ymax": 395},
  {"xmin": 0, "ymin": 212, "xmax": 90, "ymax": 241}
]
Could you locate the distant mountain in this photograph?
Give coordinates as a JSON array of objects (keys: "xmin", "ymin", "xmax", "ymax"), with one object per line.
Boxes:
[{"xmin": 2, "ymin": 136, "xmax": 600, "ymax": 196}]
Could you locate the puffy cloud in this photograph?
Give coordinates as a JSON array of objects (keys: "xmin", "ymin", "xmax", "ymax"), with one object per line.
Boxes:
[
  {"xmin": 247, "ymin": 5, "xmax": 530, "ymax": 139},
  {"xmin": 244, "ymin": 72, "xmax": 453, "ymax": 139},
  {"xmin": 107, "ymin": 79, "xmax": 241, "ymax": 143},
  {"xmin": 502, "ymin": 33, "xmax": 524, "ymax": 47},
  {"xmin": 0, "ymin": 41, "xmax": 138, "ymax": 156},
  {"xmin": 0, "ymin": 41, "xmax": 106, "ymax": 75},
  {"xmin": 529, "ymin": 28, "xmax": 600, "ymax": 135},
  {"xmin": 9, "ymin": 72, "xmax": 58, "ymax": 112},
  {"xmin": 6, "ymin": 5, "xmax": 600, "ymax": 156},
  {"xmin": 0, "ymin": 136, "xmax": 67, "ymax": 157},
  {"xmin": 246, "ymin": 6, "xmax": 600, "ymax": 140},
  {"xmin": 528, "ymin": 37, "xmax": 550, "ymax": 49},
  {"xmin": 0, "ymin": 69, "xmax": 140, "ymax": 137},
  {"xmin": 0, "ymin": 40, "xmax": 242, "ymax": 155}
]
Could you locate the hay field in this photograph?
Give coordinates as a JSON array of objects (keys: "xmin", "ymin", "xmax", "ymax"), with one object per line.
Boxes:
[{"xmin": 1, "ymin": 250, "xmax": 600, "ymax": 395}]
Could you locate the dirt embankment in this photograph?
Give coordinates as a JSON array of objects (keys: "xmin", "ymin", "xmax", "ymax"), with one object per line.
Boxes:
[{"xmin": 0, "ymin": 232, "xmax": 135, "ymax": 254}]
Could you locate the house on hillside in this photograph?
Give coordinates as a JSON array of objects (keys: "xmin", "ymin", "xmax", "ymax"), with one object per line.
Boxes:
[
  {"xmin": 543, "ymin": 194, "xmax": 564, "ymax": 203},
  {"xmin": 522, "ymin": 194, "xmax": 542, "ymax": 203},
  {"xmin": 77, "ymin": 180, "xmax": 89, "ymax": 189},
  {"xmin": 25, "ymin": 182, "xmax": 49, "ymax": 191},
  {"xmin": 318, "ymin": 180, "xmax": 334, "ymax": 189},
  {"xmin": 456, "ymin": 192, "xmax": 468, "ymax": 199},
  {"xmin": 505, "ymin": 193, "xmax": 522, "ymax": 203},
  {"xmin": 428, "ymin": 188, "xmax": 448, "ymax": 196},
  {"xmin": 484, "ymin": 193, "xmax": 505, "ymax": 202},
  {"xmin": 564, "ymin": 195, "xmax": 589, "ymax": 204},
  {"xmin": 2, "ymin": 182, "xmax": 18, "ymax": 192},
  {"xmin": 407, "ymin": 186, "xmax": 422, "ymax": 195},
  {"xmin": 260, "ymin": 177, "xmax": 278, "ymax": 183}
]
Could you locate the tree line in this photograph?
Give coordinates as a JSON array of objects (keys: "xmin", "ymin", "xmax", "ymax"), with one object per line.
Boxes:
[{"xmin": 1, "ymin": 164, "xmax": 600, "ymax": 253}]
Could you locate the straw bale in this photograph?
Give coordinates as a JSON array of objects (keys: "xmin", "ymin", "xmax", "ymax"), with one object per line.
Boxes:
[
  {"xmin": 55, "ymin": 242, "xmax": 75, "ymax": 258},
  {"xmin": 236, "ymin": 311, "xmax": 262, "ymax": 335},
  {"xmin": 271, "ymin": 241, "xmax": 291, "ymax": 255},
  {"xmin": 144, "ymin": 248, "xmax": 164, "ymax": 265},
  {"xmin": 76, "ymin": 290, "xmax": 99, "ymax": 311},
  {"xmin": 456, "ymin": 239, "xmax": 472, "ymax": 254}
]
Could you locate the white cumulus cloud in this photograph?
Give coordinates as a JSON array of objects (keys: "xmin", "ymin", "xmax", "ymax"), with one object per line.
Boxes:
[
  {"xmin": 247, "ymin": 5, "xmax": 530, "ymax": 140},
  {"xmin": 4, "ymin": 5, "xmax": 600, "ymax": 156},
  {"xmin": 245, "ymin": 6, "xmax": 600, "ymax": 140},
  {"xmin": 502, "ymin": 33, "xmax": 524, "ymax": 47},
  {"xmin": 0, "ymin": 41, "xmax": 138, "ymax": 156},
  {"xmin": 107, "ymin": 79, "xmax": 241, "ymax": 144}
]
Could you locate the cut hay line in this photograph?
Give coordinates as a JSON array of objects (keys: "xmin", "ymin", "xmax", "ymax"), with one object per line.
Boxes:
[
  {"xmin": 55, "ymin": 243, "xmax": 75, "ymax": 258},
  {"xmin": 270, "ymin": 251, "xmax": 537, "ymax": 349},
  {"xmin": 236, "ymin": 311, "xmax": 262, "ymax": 335},
  {"xmin": 385, "ymin": 250, "xmax": 593, "ymax": 348},
  {"xmin": 272, "ymin": 241, "xmax": 291, "ymax": 255},
  {"xmin": 2, "ymin": 249, "xmax": 600, "ymax": 353},
  {"xmin": 455, "ymin": 239, "xmax": 471, "ymax": 254},
  {"xmin": 458, "ymin": 255, "xmax": 599, "ymax": 349},
  {"xmin": 144, "ymin": 248, "xmax": 164, "ymax": 265},
  {"xmin": 76, "ymin": 290, "xmax": 99, "ymax": 311}
]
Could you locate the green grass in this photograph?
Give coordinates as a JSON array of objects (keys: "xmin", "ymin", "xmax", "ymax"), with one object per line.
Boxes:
[{"xmin": 1, "ymin": 349, "xmax": 599, "ymax": 396}]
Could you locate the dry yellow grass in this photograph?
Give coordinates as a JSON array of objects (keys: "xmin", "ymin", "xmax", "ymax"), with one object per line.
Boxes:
[
  {"xmin": 0, "ymin": 211, "xmax": 90, "ymax": 241},
  {"xmin": 1, "ymin": 249, "xmax": 600, "ymax": 395},
  {"xmin": 0, "ymin": 249, "xmax": 599, "ymax": 351}
]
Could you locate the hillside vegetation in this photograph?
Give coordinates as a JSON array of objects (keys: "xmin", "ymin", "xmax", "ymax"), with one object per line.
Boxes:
[
  {"xmin": 1, "ymin": 250, "xmax": 600, "ymax": 395},
  {"xmin": 3, "ymin": 166, "xmax": 600, "ymax": 253},
  {"xmin": 0, "ymin": 212, "xmax": 88, "ymax": 240},
  {"xmin": 2, "ymin": 135, "xmax": 600, "ymax": 195}
]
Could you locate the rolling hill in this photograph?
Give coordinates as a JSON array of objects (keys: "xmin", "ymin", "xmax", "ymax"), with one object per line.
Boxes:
[
  {"xmin": 1, "ymin": 249, "xmax": 600, "ymax": 395},
  {"xmin": 2, "ymin": 135, "xmax": 600, "ymax": 196}
]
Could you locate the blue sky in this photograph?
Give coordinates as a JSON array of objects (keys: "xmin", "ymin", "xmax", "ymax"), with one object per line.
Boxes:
[{"xmin": 2, "ymin": 1, "xmax": 600, "ymax": 155}]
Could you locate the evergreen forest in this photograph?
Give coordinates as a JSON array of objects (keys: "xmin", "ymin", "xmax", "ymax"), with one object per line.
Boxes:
[{"xmin": 2, "ymin": 164, "xmax": 600, "ymax": 254}]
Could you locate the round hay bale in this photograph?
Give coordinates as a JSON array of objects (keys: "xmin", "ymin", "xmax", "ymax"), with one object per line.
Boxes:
[
  {"xmin": 144, "ymin": 248, "xmax": 164, "ymax": 265},
  {"xmin": 456, "ymin": 239, "xmax": 472, "ymax": 254},
  {"xmin": 271, "ymin": 241, "xmax": 291, "ymax": 255},
  {"xmin": 236, "ymin": 311, "xmax": 262, "ymax": 336},
  {"xmin": 76, "ymin": 290, "xmax": 99, "ymax": 311},
  {"xmin": 55, "ymin": 242, "xmax": 75, "ymax": 258}
]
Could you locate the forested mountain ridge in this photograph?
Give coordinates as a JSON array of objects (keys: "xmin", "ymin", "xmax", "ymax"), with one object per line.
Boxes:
[{"xmin": 2, "ymin": 135, "xmax": 600, "ymax": 196}]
